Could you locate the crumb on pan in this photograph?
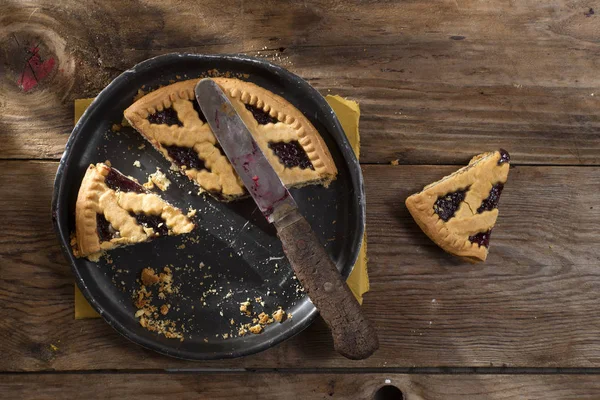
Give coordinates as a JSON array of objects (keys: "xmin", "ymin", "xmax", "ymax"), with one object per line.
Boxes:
[
  {"xmin": 273, "ymin": 308, "xmax": 286, "ymax": 323},
  {"xmin": 134, "ymin": 266, "xmax": 183, "ymax": 341},
  {"xmin": 249, "ymin": 324, "xmax": 263, "ymax": 334},
  {"xmin": 143, "ymin": 168, "xmax": 171, "ymax": 191},
  {"xmin": 239, "ymin": 301, "xmax": 252, "ymax": 316}
]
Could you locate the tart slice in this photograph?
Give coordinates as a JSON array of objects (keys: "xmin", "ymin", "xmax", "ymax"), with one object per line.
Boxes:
[
  {"xmin": 123, "ymin": 78, "xmax": 338, "ymax": 201},
  {"xmin": 405, "ymin": 149, "xmax": 510, "ymax": 262},
  {"xmin": 73, "ymin": 163, "xmax": 195, "ymax": 260}
]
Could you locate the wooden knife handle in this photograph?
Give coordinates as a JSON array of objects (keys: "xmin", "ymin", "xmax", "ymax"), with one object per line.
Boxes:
[{"xmin": 274, "ymin": 208, "xmax": 379, "ymax": 360}]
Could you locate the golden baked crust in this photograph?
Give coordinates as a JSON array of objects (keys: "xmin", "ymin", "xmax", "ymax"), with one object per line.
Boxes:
[
  {"xmin": 123, "ymin": 78, "xmax": 337, "ymax": 201},
  {"xmin": 74, "ymin": 163, "xmax": 195, "ymax": 259},
  {"xmin": 405, "ymin": 150, "xmax": 510, "ymax": 262}
]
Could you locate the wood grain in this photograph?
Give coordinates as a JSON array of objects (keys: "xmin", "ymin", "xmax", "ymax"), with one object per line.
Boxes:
[
  {"xmin": 3, "ymin": 373, "xmax": 600, "ymax": 399},
  {"xmin": 2, "ymin": 0, "xmax": 600, "ymax": 164},
  {"xmin": 2, "ymin": 161, "xmax": 600, "ymax": 371}
]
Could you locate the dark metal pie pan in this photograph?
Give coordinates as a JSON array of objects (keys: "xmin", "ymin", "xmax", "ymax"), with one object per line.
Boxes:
[{"xmin": 51, "ymin": 53, "xmax": 365, "ymax": 360}]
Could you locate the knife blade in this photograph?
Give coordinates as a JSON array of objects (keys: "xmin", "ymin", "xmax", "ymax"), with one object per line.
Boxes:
[{"xmin": 195, "ymin": 78, "xmax": 378, "ymax": 360}]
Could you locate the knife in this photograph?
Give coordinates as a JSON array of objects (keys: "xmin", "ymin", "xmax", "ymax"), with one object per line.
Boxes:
[{"xmin": 195, "ymin": 78, "xmax": 379, "ymax": 360}]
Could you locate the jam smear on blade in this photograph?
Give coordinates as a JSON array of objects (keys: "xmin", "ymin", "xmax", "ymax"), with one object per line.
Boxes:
[
  {"xmin": 131, "ymin": 212, "xmax": 169, "ymax": 236},
  {"xmin": 164, "ymin": 145, "xmax": 208, "ymax": 171},
  {"xmin": 105, "ymin": 168, "xmax": 146, "ymax": 193},
  {"xmin": 469, "ymin": 230, "xmax": 492, "ymax": 248},
  {"xmin": 433, "ymin": 189, "xmax": 468, "ymax": 221},
  {"xmin": 148, "ymin": 107, "xmax": 183, "ymax": 126},
  {"xmin": 245, "ymin": 103, "xmax": 279, "ymax": 125},
  {"xmin": 268, "ymin": 141, "xmax": 314, "ymax": 170},
  {"xmin": 477, "ymin": 183, "xmax": 504, "ymax": 213}
]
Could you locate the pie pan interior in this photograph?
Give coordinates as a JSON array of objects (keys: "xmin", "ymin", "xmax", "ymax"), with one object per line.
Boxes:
[{"xmin": 52, "ymin": 53, "xmax": 365, "ymax": 360}]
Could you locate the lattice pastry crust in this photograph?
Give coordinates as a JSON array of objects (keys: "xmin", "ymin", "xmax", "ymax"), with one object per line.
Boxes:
[
  {"xmin": 405, "ymin": 150, "xmax": 510, "ymax": 262},
  {"xmin": 124, "ymin": 78, "xmax": 338, "ymax": 201},
  {"xmin": 73, "ymin": 163, "xmax": 195, "ymax": 259}
]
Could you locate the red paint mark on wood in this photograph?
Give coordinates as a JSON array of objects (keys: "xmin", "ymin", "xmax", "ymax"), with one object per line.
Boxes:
[{"xmin": 17, "ymin": 46, "xmax": 55, "ymax": 92}]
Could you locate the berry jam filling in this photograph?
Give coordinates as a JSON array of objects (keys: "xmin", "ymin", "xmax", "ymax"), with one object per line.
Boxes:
[
  {"xmin": 498, "ymin": 148, "xmax": 510, "ymax": 165},
  {"xmin": 477, "ymin": 183, "xmax": 504, "ymax": 213},
  {"xmin": 164, "ymin": 145, "xmax": 208, "ymax": 171},
  {"xmin": 147, "ymin": 107, "xmax": 183, "ymax": 126},
  {"xmin": 191, "ymin": 99, "xmax": 207, "ymax": 123},
  {"xmin": 469, "ymin": 230, "xmax": 492, "ymax": 248},
  {"xmin": 105, "ymin": 168, "xmax": 146, "ymax": 193},
  {"xmin": 433, "ymin": 188, "xmax": 468, "ymax": 221},
  {"xmin": 96, "ymin": 213, "xmax": 119, "ymax": 242},
  {"xmin": 130, "ymin": 212, "xmax": 169, "ymax": 236},
  {"xmin": 245, "ymin": 103, "xmax": 279, "ymax": 125},
  {"xmin": 268, "ymin": 141, "xmax": 314, "ymax": 170}
]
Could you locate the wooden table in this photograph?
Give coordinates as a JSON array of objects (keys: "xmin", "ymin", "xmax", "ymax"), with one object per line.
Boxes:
[{"xmin": 2, "ymin": 1, "xmax": 600, "ymax": 398}]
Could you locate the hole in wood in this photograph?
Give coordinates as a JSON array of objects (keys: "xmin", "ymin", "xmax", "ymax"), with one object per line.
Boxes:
[{"xmin": 374, "ymin": 385, "xmax": 404, "ymax": 400}]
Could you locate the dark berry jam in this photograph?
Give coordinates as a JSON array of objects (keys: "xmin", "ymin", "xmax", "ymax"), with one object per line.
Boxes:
[
  {"xmin": 433, "ymin": 189, "xmax": 468, "ymax": 221},
  {"xmin": 477, "ymin": 183, "xmax": 504, "ymax": 213},
  {"xmin": 498, "ymin": 149, "xmax": 510, "ymax": 165},
  {"xmin": 469, "ymin": 230, "xmax": 492, "ymax": 248},
  {"xmin": 191, "ymin": 99, "xmax": 207, "ymax": 123},
  {"xmin": 131, "ymin": 212, "xmax": 169, "ymax": 236},
  {"xmin": 148, "ymin": 107, "xmax": 182, "ymax": 126},
  {"xmin": 268, "ymin": 141, "xmax": 314, "ymax": 170},
  {"xmin": 164, "ymin": 145, "xmax": 208, "ymax": 170},
  {"xmin": 105, "ymin": 168, "xmax": 146, "ymax": 193},
  {"xmin": 96, "ymin": 213, "xmax": 118, "ymax": 242},
  {"xmin": 245, "ymin": 103, "xmax": 279, "ymax": 125}
]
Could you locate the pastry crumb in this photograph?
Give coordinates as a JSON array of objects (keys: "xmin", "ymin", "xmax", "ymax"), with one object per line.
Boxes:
[
  {"xmin": 390, "ymin": 159, "xmax": 399, "ymax": 166},
  {"xmin": 138, "ymin": 143, "xmax": 146, "ymax": 150},
  {"xmin": 143, "ymin": 168, "xmax": 171, "ymax": 191},
  {"xmin": 111, "ymin": 123, "xmax": 121, "ymax": 132},
  {"xmin": 134, "ymin": 267, "xmax": 183, "ymax": 341},
  {"xmin": 249, "ymin": 324, "xmax": 263, "ymax": 334},
  {"xmin": 239, "ymin": 301, "xmax": 252, "ymax": 316},
  {"xmin": 273, "ymin": 308, "xmax": 286, "ymax": 323},
  {"xmin": 186, "ymin": 207, "xmax": 197, "ymax": 218},
  {"xmin": 258, "ymin": 312, "xmax": 270, "ymax": 325},
  {"xmin": 141, "ymin": 268, "xmax": 160, "ymax": 286},
  {"xmin": 133, "ymin": 160, "xmax": 141, "ymax": 168}
]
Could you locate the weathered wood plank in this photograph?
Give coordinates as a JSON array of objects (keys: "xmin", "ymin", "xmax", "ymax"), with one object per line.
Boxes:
[
  {"xmin": 3, "ymin": 373, "xmax": 600, "ymax": 400},
  {"xmin": 2, "ymin": 0, "xmax": 600, "ymax": 163},
  {"xmin": 1, "ymin": 161, "xmax": 600, "ymax": 371}
]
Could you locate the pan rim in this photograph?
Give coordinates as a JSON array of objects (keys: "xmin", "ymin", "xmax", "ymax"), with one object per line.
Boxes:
[{"xmin": 51, "ymin": 52, "xmax": 366, "ymax": 360}]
